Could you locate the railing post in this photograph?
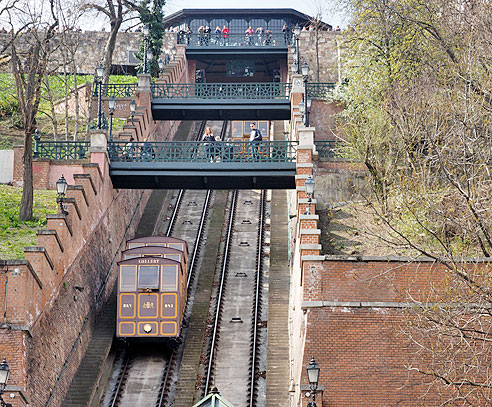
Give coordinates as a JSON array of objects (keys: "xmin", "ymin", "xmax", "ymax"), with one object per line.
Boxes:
[{"xmin": 33, "ymin": 129, "xmax": 40, "ymax": 158}]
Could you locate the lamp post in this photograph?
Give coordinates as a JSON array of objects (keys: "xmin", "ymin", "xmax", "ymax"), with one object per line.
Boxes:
[
  {"xmin": 143, "ymin": 25, "xmax": 150, "ymax": 74},
  {"xmin": 0, "ymin": 358, "xmax": 11, "ymax": 407},
  {"xmin": 108, "ymin": 96, "xmax": 116, "ymax": 143},
  {"xmin": 293, "ymin": 24, "xmax": 301, "ymax": 74},
  {"xmin": 171, "ymin": 45, "xmax": 177, "ymax": 61},
  {"xmin": 56, "ymin": 175, "xmax": 68, "ymax": 216},
  {"xmin": 158, "ymin": 58, "xmax": 164, "ymax": 74},
  {"xmin": 301, "ymin": 61, "xmax": 310, "ymax": 127},
  {"xmin": 96, "ymin": 62, "xmax": 104, "ymax": 129},
  {"xmin": 129, "ymin": 98, "xmax": 136, "ymax": 126},
  {"xmin": 305, "ymin": 175, "xmax": 314, "ymax": 215},
  {"xmin": 306, "ymin": 356, "xmax": 320, "ymax": 407}
]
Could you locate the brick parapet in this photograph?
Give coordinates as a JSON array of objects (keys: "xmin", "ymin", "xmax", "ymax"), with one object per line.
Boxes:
[{"xmin": 0, "ymin": 49, "xmax": 194, "ymax": 406}]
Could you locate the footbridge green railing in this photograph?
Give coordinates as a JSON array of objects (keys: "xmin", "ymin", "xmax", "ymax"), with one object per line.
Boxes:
[
  {"xmin": 151, "ymin": 82, "xmax": 292, "ymax": 100},
  {"xmin": 33, "ymin": 140, "xmax": 90, "ymax": 160},
  {"xmin": 108, "ymin": 140, "xmax": 298, "ymax": 163}
]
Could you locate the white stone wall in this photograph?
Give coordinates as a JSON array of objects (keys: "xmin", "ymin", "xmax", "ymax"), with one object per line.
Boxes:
[{"xmin": 0, "ymin": 150, "xmax": 14, "ymax": 184}]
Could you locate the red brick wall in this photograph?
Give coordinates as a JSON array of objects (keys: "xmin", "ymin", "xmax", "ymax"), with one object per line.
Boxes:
[
  {"xmin": 1, "ymin": 53, "xmax": 193, "ymax": 407},
  {"xmin": 296, "ymin": 258, "xmax": 483, "ymax": 405},
  {"xmin": 301, "ymin": 308, "xmax": 440, "ymax": 407},
  {"xmin": 310, "ymin": 101, "xmax": 344, "ymax": 141}
]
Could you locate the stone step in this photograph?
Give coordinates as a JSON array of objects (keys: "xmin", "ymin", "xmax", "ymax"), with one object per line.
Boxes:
[{"xmin": 61, "ymin": 291, "xmax": 117, "ymax": 407}]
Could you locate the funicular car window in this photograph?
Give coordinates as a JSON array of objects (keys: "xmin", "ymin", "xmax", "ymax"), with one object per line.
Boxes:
[
  {"xmin": 161, "ymin": 265, "xmax": 178, "ymax": 291},
  {"xmin": 120, "ymin": 265, "xmax": 137, "ymax": 291},
  {"xmin": 149, "ymin": 243, "xmax": 166, "ymax": 247},
  {"xmin": 166, "ymin": 254, "xmax": 181, "ymax": 263},
  {"xmin": 123, "ymin": 254, "xmax": 139, "ymax": 260},
  {"xmin": 168, "ymin": 243, "xmax": 183, "ymax": 251},
  {"xmin": 128, "ymin": 243, "xmax": 145, "ymax": 249},
  {"xmin": 138, "ymin": 265, "xmax": 160, "ymax": 289}
]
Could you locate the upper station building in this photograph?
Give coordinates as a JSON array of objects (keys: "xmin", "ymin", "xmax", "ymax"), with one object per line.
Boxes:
[{"xmin": 162, "ymin": 9, "xmax": 332, "ymax": 83}]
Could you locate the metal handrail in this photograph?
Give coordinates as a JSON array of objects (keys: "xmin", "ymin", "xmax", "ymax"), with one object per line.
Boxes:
[
  {"xmin": 108, "ymin": 140, "xmax": 298, "ymax": 163},
  {"xmin": 178, "ymin": 32, "xmax": 292, "ymax": 48},
  {"xmin": 93, "ymin": 83, "xmax": 138, "ymax": 98},
  {"xmin": 307, "ymin": 82, "xmax": 336, "ymax": 100},
  {"xmin": 151, "ymin": 82, "xmax": 292, "ymax": 99},
  {"xmin": 315, "ymin": 140, "xmax": 338, "ymax": 159},
  {"xmin": 34, "ymin": 140, "xmax": 90, "ymax": 160}
]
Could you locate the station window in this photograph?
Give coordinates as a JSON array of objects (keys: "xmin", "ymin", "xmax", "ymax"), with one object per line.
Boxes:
[
  {"xmin": 268, "ymin": 19, "xmax": 286, "ymax": 32},
  {"xmin": 138, "ymin": 265, "xmax": 160, "ymax": 290},
  {"xmin": 229, "ymin": 18, "xmax": 247, "ymax": 33},
  {"xmin": 120, "ymin": 265, "xmax": 137, "ymax": 291},
  {"xmin": 161, "ymin": 265, "xmax": 178, "ymax": 291},
  {"xmin": 190, "ymin": 18, "xmax": 208, "ymax": 32},
  {"xmin": 210, "ymin": 18, "xmax": 227, "ymax": 31},
  {"xmin": 250, "ymin": 19, "xmax": 267, "ymax": 30}
]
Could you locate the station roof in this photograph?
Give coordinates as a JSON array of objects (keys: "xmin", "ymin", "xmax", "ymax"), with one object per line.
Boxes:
[{"xmin": 163, "ymin": 8, "xmax": 331, "ymax": 29}]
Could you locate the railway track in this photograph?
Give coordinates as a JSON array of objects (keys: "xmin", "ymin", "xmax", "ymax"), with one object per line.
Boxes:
[
  {"xmin": 201, "ymin": 188, "xmax": 269, "ymax": 407},
  {"xmin": 98, "ymin": 120, "xmax": 231, "ymax": 407}
]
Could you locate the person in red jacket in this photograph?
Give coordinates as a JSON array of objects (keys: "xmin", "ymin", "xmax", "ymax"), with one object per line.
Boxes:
[{"xmin": 221, "ymin": 25, "xmax": 229, "ymax": 46}]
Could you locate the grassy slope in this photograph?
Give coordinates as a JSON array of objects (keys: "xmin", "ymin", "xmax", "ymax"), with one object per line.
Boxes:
[{"xmin": 0, "ymin": 185, "xmax": 58, "ymax": 260}]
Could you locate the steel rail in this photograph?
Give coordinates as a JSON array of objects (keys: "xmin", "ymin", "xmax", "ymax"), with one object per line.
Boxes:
[
  {"xmin": 165, "ymin": 120, "xmax": 207, "ymax": 237},
  {"xmin": 157, "ymin": 120, "xmax": 227, "ymax": 405},
  {"xmin": 109, "ymin": 350, "xmax": 132, "ymax": 407},
  {"xmin": 204, "ymin": 189, "xmax": 238, "ymax": 393},
  {"xmin": 249, "ymin": 190, "xmax": 265, "ymax": 407}
]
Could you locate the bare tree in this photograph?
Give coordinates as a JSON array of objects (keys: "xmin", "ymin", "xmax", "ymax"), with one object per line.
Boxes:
[
  {"xmin": 340, "ymin": 0, "xmax": 492, "ymax": 403},
  {"xmin": 1, "ymin": 0, "xmax": 59, "ymax": 221},
  {"xmin": 79, "ymin": 0, "xmax": 138, "ymax": 84}
]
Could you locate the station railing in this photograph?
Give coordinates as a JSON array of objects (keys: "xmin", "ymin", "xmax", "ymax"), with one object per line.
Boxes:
[
  {"xmin": 315, "ymin": 140, "xmax": 338, "ymax": 159},
  {"xmin": 33, "ymin": 140, "xmax": 90, "ymax": 160},
  {"xmin": 93, "ymin": 83, "xmax": 138, "ymax": 98},
  {"xmin": 151, "ymin": 82, "xmax": 292, "ymax": 99},
  {"xmin": 108, "ymin": 140, "xmax": 298, "ymax": 163},
  {"xmin": 178, "ymin": 32, "xmax": 291, "ymax": 48},
  {"xmin": 307, "ymin": 83, "xmax": 336, "ymax": 100}
]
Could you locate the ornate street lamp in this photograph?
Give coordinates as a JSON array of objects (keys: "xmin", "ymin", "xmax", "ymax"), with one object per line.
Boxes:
[
  {"xmin": 129, "ymin": 99, "xmax": 136, "ymax": 126},
  {"xmin": 304, "ymin": 175, "xmax": 315, "ymax": 215},
  {"xmin": 108, "ymin": 96, "xmax": 116, "ymax": 143},
  {"xmin": 0, "ymin": 359, "xmax": 11, "ymax": 407},
  {"xmin": 96, "ymin": 62, "xmax": 104, "ymax": 129},
  {"xmin": 293, "ymin": 24, "xmax": 301, "ymax": 74},
  {"xmin": 143, "ymin": 25, "xmax": 150, "ymax": 74},
  {"xmin": 306, "ymin": 356, "xmax": 320, "ymax": 407},
  {"xmin": 171, "ymin": 45, "xmax": 177, "ymax": 61},
  {"xmin": 301, "ymin": 62, "xmax": 310, "ymax": 126},
  {"xmin": 56, "ymin": 175, "xmax": 68, "ymax": 216},
  {"xmin": 158, "ymin": 58, "xmax": 164, "ymax": 73}
]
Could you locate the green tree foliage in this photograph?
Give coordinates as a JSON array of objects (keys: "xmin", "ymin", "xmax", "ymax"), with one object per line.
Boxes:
[
  {"xmin": 340, "ymin": 0, "xmax": 492, "ymax": 403},
  {"xmin": 135, "ymin": 0, "xmax": 165, "ymax": 76}
]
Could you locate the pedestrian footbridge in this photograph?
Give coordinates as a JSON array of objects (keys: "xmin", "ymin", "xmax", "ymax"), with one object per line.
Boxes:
[
  {"xmin": 108, "ymin": 140, "xmax": 297, "ymax": 189},
  {"xmin": 150, "ymin": 83, "xmax": 292, "ymax": 121}
]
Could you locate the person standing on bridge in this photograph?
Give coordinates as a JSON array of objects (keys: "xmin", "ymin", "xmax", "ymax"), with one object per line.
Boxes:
[
  {"xmin": 249, "ymin": 122, "xmax": 262, "ymax": 161},
  {"xmin": 203, "ymin": 127, "xmax": 217, "ymax": 162},
  {"xmin": 222, "ymin": 25, "xmax": 229, "ymax": 46}
]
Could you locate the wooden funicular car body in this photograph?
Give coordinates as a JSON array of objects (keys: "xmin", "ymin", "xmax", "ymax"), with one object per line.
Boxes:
[{"xmin": 117, "ymin": 236, "xmax": 189, "ymax": 340}]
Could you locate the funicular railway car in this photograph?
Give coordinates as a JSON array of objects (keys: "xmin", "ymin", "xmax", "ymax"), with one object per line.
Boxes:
[{"xmin": 117, "ymin": 236, "xmax": 189, "ymax": 340}]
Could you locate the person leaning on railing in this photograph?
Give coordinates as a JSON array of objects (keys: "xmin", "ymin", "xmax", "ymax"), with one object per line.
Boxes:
[
  {"xmin": 123, "ymin": 137, "xmax": 135, "ymax": 161},
  {"xmin": 222, "ymin": 25, "xmax": 229, "ymax": 45}
]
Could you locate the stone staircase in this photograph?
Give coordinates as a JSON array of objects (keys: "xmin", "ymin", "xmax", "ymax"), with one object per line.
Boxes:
[{"xmin": 61, "ymin": 292, "xmax": 117, "ymax": 407}]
